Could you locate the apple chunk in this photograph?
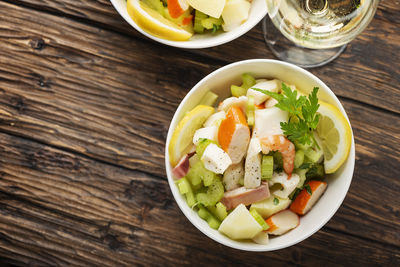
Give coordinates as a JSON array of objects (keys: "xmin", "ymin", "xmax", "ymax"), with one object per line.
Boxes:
[
  {"xmin": 252, "ymin": 231, "xmax": 269, "ymax": 245},
  {"xmin": 187, "ymin": 0, "xmax": 226, "ymax": 18},
  {"xmin": 250, "ymin": 196, "xmax": 291, "ymax": 218},
  {"xmin": 218, "ymin": 204, "xmax": 262, "ymax": 239},
  {"xmin": 222, "ymin": 0, "xmax": 251, "ymax": 31}
]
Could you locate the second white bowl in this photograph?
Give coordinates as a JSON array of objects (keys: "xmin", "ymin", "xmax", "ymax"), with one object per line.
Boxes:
[{"xmin": 110, "ymin": 0, "xmax": 267, "ymax": 49}]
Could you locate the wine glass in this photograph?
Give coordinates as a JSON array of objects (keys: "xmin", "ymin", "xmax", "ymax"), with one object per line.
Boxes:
[{"xmin": 263, "ymin": 0, "xmax": 379, "ymax": 68}]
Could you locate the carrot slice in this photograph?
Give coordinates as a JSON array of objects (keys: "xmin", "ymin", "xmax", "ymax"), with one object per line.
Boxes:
[
  {"xmin": 290, "ymin": 181, "xmax": 327, "ymax": 215},
  {"xmin": 265, "ymin": 217, "xmax": 277, "ymax": 233},
  {"xmin": 182, "ymin": 15, "xmax": 193, "ymax": 25}
]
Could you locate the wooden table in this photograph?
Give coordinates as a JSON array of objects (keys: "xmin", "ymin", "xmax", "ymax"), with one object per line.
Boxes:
[{"xmin": 0, "ymin": 1, "xmax": 399, "ymax": 266}]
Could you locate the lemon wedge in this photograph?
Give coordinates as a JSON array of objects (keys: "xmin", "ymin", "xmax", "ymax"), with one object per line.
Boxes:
[
  {"xmin": 169, "ymin": 105, "xmax": 215, "ymax": 166},
  {"xmin": 316, "ymin": 101, "xmax": 352, "ymax": 173},
  {"xmin": 127, "ymin": 0, "xmax": 193, "ymax": 41}
]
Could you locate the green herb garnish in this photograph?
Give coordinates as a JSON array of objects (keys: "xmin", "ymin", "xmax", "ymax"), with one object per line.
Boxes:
[
  {"xmin": 273, "ymin": 197, "xmax": 279, "ymax": 205},
  {"xmin": 305, "ymin": 184, "xmax": 312, "ymax": 195},
  {"xmin": 212, "ymin": 24, "xmax": 219, "ymax": 34},
  {"xmin": 253, "ymin": 83, "xmax": 320, "ymax": 148},
  {"xmin": 299, "ymin": 162, "xmax": 312, "ymax": 169},
  {"xmin": 289, "ymin": 188, "xmax": 301, "ymax": 200}
]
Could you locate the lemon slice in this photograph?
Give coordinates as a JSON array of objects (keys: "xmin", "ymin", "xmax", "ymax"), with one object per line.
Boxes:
[
  {"xmin": 127, "ymin": 0, "xmax": 193, "ymax": 41},
  {"xmin": 316, "ymin": 101, "xmax": 352, "ymax": 173},
  {"xmin": 169, "ymin": 105, "xmax": 215, "ymax": 166}
]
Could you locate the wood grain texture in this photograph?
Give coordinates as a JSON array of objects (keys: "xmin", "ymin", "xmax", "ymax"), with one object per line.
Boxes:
[
  {"xmin": 9, "ymin": 0, "xmax": 400, "ymax": 114},
  {"xmin": 0, "ymin": 1, "xmax": 221, "ymax": 177},
  {"xmin": 0, "ymin": 0, "xmax": 399, "ymax": 266},
  {"xmin": 0, "ymin": 1, "xmax": 399, "ymax": 178},
  {"xmin": 0, "ymin": 133, "xmax": 399, "ymax": 266}
]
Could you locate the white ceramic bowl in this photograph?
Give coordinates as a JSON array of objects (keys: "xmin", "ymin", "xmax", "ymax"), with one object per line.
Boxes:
[
  {"xmin": 110, "ymin": 0, "xmax": 267, "ymax": 49},
  {"xmin": 165, "ymin": 59, "xmax": 355, "ymax": 251}
]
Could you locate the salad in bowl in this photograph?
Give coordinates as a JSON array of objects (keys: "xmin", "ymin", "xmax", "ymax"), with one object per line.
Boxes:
[
  {"xmin": 165, "ymin": 60, "xmax": 355, "ymax": 251},
  {"xmin": 110, "ymin": 0, "xmax": 267, "ymax": 48}
]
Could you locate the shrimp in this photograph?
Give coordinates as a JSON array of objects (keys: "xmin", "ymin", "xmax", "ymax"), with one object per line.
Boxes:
[{"xmin": 260, "ymin": 135, "xmax": 295, "ymax": 175}]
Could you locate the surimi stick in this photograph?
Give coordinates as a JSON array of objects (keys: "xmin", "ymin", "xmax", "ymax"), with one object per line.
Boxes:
[
  {"xmin": 290, "ymin": 181, "xmax": 327, "ymax": 215},
  {"xmin": 218, "ymin": 106, "xmax": 250, "ymax": 164},
  {"xmin": 167, "ymin": 0, "xmax": 189, "ymax": 18},
  {"xmin": 265, "ymin": 209, "xmax": 299, "ymax": 235}
]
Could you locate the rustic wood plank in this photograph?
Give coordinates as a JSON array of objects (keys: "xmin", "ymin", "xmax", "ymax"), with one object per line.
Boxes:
[
  {"xmin": 0, "ymin": 1, "xmax": 399, "ymax": 179},
  {"xmin": 8, "ymin": 0, "xmax": 400, "ymax": 114},
  {"xmin": 0, "ymin": 1, "xmax": 399, "ymax": 266},
  {"xmin": 11, "ymin": 0, "xmax": 400, "ymax": 30},
  {"xmin": 0, "ymin": 1, "xmax": 224, "ymax": 177},
  {"xmin": 328, "ymin": 100, "xmax": 400, "ymax": 247},
  {"xmin": 0, "ymin": 132, "xmax": 399, "ymax": 266}
]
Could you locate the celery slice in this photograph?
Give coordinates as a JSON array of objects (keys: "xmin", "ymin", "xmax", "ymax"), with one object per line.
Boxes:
[
  {"xmin": 201, "ymin": 17, "xmax": 222, "ymax": 29},
  {"xmin": 186, "ymin": 188, "xmax": 196, "ymax": 208},
  {"xmin": 202, "ymin": 171, "xmax": 215, "ymax": 187},
  {"xmin": 247, "ymin": 95, "xmax": 255, "ymax": 127},
  {"xmin": 231, "ymin": 85, "xmax": 247, "ymax": 97},
  {"xmin": 187, "ymin": 158, "xmax": 216, "ymax": 187},
  {"xmin": 296, "ymin": 168, "xmax": 308, "ymax": 188},
  {"xmin": 196, "ymin": 138, "xmax": 217, "ymax": 158},
  {"xmin": 294, "ymin": 149, "xmax": 305, "ymax": 169},
  {"xmin": 207, "ymin": 217, "xmax": 221, "ymax": 229},
  {"xmin": 261, "ymin": 155, "xmax": 273, "ymax": 180},
  {"xmin": 198, "ymin": 205, "xmax": 221, "ymax": 229},
  {"xmin": 294, "ymin": 140, "xmax": 311, "ymax": 151},
  {"xmin": 241, "ymin": 73, "xmax": 256, "ymax": 90},
  {"xmin": 186, "ymin": 161, "xmax": 204, "ymax": 186},
  {"xmin": 198, "ymin": 206, "xmax": 209, "ymax": 220},
  {"xmin": 176, "ymin": 178, "xmax": 196, "ymax": 207},
  {"xmin": 142, "ymin": 0, "xmax": 164, "ymax": 15},
  {"xmin": 215, "ymin": 202, "xmax": 228, "ymax": 220},
  {"xmin": 199, "ymin": 91, "xmax": 218, "ymax": 106},
  {"xmin": 230, "ymin": 74, "xmax": 256, "ymax": 97},
  {"xmin": 250, "ymin": 209, "xmax": 270, "ymax": 231},
  {"xmin": 194, "ymin": 10, "xmax": 207, "ymax": 33},
  {"xmin": 305, "ymin": 146, "xmax": 323, "ymax": 163},
  {"xmin": 196, "ymin": 178, "xmax": 224, "ymax": 206},
  {"xmin": 207, "ymin": 202, "xmax": 228, "ymax": 221},
  {"xmin": 177, "ymin": 178, "xmax": 190, "ymax": 194}
]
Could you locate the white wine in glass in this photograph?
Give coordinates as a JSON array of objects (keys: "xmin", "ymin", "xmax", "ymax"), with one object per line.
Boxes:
[{"xmin": 264, "ymin": 0, "xmax": 379, "ymax": 68}]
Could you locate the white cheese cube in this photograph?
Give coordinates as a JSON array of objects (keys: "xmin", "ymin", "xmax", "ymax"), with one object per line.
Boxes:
[
  {"xmin": 253, "ymin": 107, "xmax": 289, "ymax": 138},
  {"xmin": 193, "ymin": 126, "xmax": 218, "ymax": 146},
  {"xmin": 204, "ymin": 111, "xmax": 226, "ymax": 127},
  {"xmin": 246, "ymin": 79, "xmax": 281, "ymax": 105},
  {"xmin": 201, "ymin": 143, "xmax": 232, "ymax": 174}
]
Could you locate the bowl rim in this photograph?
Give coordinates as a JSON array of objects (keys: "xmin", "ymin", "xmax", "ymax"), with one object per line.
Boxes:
[
  {"xmin": 165, "ymin": 59, "xmax": 355, "ymax": 251},
  {"xmin": 109, "ymin": 0, "xmax": 268, "ymax": 49}
]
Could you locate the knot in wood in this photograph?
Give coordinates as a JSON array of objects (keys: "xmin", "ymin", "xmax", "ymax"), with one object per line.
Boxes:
[{"xmin": 29, "ymin": 37, "xmax": 45, "ymax": 50}]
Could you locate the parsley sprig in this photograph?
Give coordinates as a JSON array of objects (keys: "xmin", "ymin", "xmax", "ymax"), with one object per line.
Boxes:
[{"xmin": 252, "ymin": 83, "xmax": 320, "ymax": 147}]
